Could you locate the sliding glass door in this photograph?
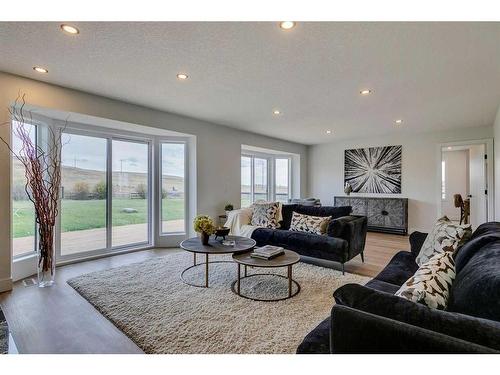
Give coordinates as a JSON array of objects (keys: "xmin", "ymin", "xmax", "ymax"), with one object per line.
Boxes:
[
  {"xmin": 112, "ymin": 140, "xmax": 150, "ymax": 247},
  {"xmin": 59, "ymin": 130, "xmax": 152, "ymax": 260},
  {"xmin": 60, "ymin": 133, "xmax": 108, "ymax": 256}
]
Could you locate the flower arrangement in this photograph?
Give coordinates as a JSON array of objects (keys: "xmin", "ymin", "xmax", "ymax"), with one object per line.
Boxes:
[
  {"xmin": 193, "ymin": 215, "xmax": 215, "ymax": 234},
  {"xmin": 193, "ymin": 215, "xmax": 215, "ymax": 245}
]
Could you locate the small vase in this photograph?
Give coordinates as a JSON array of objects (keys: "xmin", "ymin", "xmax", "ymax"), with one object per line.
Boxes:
[
  {"xmin": 200, "ymin": 231, "xmax": 210, "ymax": 245},
  {"xmin": 37, "ymin": 224, "xmax": 56, "ymax": 287}
]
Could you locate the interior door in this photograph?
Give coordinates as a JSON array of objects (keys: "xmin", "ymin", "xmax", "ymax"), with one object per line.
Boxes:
[{"xmin": 468, "ymin": 144, "xmax": 487, "ymax": 228}]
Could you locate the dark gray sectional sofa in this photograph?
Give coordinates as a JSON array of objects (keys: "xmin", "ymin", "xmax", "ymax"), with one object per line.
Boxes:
[
  {"xmin": 251, "ymin": 204, "xmax": 368, "ymax": 274},
  {"xmin": 297, "ymin": 222, "xmax": 500, "ymax": 354}
]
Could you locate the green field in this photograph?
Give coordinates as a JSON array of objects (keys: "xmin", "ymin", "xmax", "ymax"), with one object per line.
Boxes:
[{"xmin": 12, "ymin": 198, "xmax": 184, "ymax": 238}]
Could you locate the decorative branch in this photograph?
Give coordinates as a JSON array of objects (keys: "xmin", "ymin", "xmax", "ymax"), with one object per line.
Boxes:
[{"xmin": 0, "ymin": 93, "xmax": 65, "ymax": 278}]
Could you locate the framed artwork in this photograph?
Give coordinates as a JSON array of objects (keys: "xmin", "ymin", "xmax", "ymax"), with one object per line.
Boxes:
[{"xmin": 344, "ymin": 145, "xmax": 402, "ymax": 193}]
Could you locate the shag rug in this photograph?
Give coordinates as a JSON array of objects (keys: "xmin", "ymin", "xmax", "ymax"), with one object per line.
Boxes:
[{"xmin": 68, "ymin": 252, "xmax": 369, "ymax": 354}]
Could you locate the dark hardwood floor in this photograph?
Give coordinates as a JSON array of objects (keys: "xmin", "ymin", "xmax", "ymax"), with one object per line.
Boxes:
[{"xmin": 0, "ymin": 232, "xmax": 408, "ymax": 354}]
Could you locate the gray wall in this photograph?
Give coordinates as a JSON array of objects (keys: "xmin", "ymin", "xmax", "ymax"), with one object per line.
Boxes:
[
  {"xmin": 307, "ymin": 126, "xmax": 493, "ymax": 233},
  {"xmin": 0, "ymin": 72, "xmax": 308, "ymax": 291},
  {"xmin": 494, "ymin": 104, "xmax": 500, "ymax": 220}
]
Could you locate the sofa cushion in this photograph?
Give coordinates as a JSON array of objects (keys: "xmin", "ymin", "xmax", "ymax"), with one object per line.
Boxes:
[
  {"xmin": 395, "ymin": 251, "xmax": 455, "ymax": 310},
  {"xmin": 289, "ymin": 212, "xmax": 331, "ymax": 235},
  {"xmin": 251, "ymin": 228, "xmax": 348, "ymax": 263},
  {"xmin": 281, "ymin": 204, "xmax": 351, "ymax": 230},
  {"xmin": 372, "ymin": 251, "xmax": 418, "ymax": 287},
  {"xmin": 334, "ymin": 283, "xmax": 500, "ymax": 351},
  {"xmin": 296, "ymin": 317, "xmax": 330, "ymax": 354},
  {"xmin": 364, "ymin": 279, "xmax": 401, "ymax": 294},
  {"xmin": 447, "ymin": 222, "xmax": 500, "ymax": 321},
  {"xmin": 416, "ymin": 216, "xmax": 471, "ymax": 266}
]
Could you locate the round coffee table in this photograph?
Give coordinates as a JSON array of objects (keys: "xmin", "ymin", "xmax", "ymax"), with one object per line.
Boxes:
[
  {"xmin": 180, "ymin": 235, "xmax": 256, "ymax": 288},
  {"xmin": 231, "ymin": 249, "xmax": 301, "ymax": 302}
]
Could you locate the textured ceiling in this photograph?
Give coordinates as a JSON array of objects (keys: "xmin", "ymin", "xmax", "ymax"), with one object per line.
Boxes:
[{"xmin": 1, "ymin": 22, "xmax": 499, "ymax": 145}]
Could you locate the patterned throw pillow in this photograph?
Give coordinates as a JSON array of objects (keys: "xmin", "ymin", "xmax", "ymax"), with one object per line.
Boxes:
[
  {"xmin": 289, "ymin": 211, "xmax": 331, "ymax": 235},
  {"xmin": 395, "ymin": 251, "xmax": 456, "ymax": 310},
  {"xmin": 415, "ymin": 216, "xmax": 472, "ymax": 266},
  {"xmin": 251, "ymin": 202, "xmax": 280, "ymax": 228}
]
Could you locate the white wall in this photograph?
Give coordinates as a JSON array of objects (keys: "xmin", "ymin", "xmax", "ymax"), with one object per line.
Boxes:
[
  {"xmin": 494, "ymin": 104, "xmax": 500, "ymax": 220},
  {"xmin": 442, "ymin": 150, "xmax": 469, "ymax": 220},
  {"xmin": 308, "ymin": 126, "xmax": 493, "ymax": 234},
  {"xmin": 0, "ymin": 72, "xmax": 308, "ymax": 291}
]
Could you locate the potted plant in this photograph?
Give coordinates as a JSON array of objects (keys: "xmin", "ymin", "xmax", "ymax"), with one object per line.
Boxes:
[
  {"xmin": 1, "ymin": 95, "xmax": 63, "ymax": 287},
  {"xmin": 193, "ymin": 215, "xmax": 215, "ymax": 245}
]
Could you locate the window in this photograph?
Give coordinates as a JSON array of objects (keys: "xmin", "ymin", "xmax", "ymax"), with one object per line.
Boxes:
[
  {"xmin": 11, "ymin": 121, "xmax": 37, "ymax": 258},
  {"xmin": 441, "ymin": 160, "xmax": 446, "ymax": 200},
  {"xmin": 241, "ymin": 153, "xmax": 292, "ymax": 206},
  {"xmin": 161, "ymin": 142, "xmax": 186, "ymax": 234},
  {"xmin": 275, "ymin": 158, "xmax": 290, "ymax": 203}
]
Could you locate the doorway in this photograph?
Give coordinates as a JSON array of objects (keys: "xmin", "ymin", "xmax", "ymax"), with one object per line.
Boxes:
[{"xmin": 438, "ymin": 139, "xmax": 494, "ymax": 228}]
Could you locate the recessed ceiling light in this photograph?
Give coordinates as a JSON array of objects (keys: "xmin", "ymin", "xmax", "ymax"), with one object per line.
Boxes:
[
  {"xmin": 33, "ymin": 66, "xmax": 48, "ymax": 74},
  {"xmin": 395, "ymin": 119, "xmax": 403, "ymax": 124},
  {"xmin": 60, "ymin": 24, "xmax": 79, "ymax": 35},
  {"xmin": 360, "ymin": 89, "xmax": 372, "ymax": 95},
  {"xmin": 326, "ymin": 130, "xmax": 332, "ymax": 134},
  {"xmin": 280, "ymin": 21, "xmax": 296, "ymax": 30},
  {"xmin": 447, "ymin": 146, "xmax": 452, "ymax": 150},
  {"xmin": 176, "ymin": 73, "xmax": 188, "ymax": 80},
  {"xmin": 273, "ymin": 110, "xmax": 281, "ymax": 115}
]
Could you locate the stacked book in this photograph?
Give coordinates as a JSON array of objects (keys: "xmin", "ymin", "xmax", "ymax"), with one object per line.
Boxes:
[{"xmin": 250, "ymin": 245, "xmax": 285, "ymax": 260}]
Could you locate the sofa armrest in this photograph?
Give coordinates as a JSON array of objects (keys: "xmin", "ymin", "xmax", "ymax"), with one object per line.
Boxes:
[
  {"xmin": 333, "ymin": 283, "xmax": 500, "ymax": 351},
  {"xmin": 409, "ymin": 231, "xmax": 427, "ymax": 256},
  {"xmin": 330, "ymin": 305, "xmax": 497, "ymax": 353},
  {"xmin": 328, "ymin": 216, "xmax": 367, "ymax": 261}
]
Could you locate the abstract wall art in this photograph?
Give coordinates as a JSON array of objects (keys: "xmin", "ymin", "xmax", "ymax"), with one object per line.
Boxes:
[{"xmin": 344, "ymin": 145, "xmax": 402, "ymax": 194}]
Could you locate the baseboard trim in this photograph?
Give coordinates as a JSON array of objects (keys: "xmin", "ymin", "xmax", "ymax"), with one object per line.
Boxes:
[{"xmin": 0, "ymin": 277, "xmax": 13, "ymax": 292}]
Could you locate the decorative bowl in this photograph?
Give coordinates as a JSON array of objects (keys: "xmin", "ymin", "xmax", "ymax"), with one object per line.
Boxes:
[{"xmin": 214, "ymin": 226, "xmax": 230, "ymax": 239}]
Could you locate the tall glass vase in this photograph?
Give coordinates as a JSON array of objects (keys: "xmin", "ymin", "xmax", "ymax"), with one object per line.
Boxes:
[{"xmin": 37, "ymin": 223, "xmax": 56, "ymax": 287}]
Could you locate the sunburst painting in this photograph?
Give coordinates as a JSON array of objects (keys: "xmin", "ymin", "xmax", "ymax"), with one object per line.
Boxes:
[{"xmin": 344, "ymin": 145, "xmax": 402, "ymax": 194}]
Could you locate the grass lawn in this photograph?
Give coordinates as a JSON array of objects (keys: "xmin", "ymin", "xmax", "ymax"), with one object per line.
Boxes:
[{"xmin": 12, "ymin": 198, "xmax": 184, "ymax": 238}]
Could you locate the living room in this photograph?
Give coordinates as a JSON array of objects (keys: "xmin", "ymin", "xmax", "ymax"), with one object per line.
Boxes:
[{"xmin": 1, "ymin": 1, "xmax": 500, "ymax": 373}]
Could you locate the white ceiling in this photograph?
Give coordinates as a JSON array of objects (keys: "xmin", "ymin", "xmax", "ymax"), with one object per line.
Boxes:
[{"xmin": 1, "ymin": 22, "xmax": 499, "ymax": 145}]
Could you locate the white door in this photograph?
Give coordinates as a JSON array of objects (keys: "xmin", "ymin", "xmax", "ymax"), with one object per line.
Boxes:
[{"xmin": 468, "ymin": 144, "xmax": 487, "ymax": 228}]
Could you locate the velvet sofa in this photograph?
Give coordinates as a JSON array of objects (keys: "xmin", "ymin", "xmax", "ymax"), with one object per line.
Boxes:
[
  {"xmin": 297, "ymin": 222, "xmax": 500, "ymax": 354},
  {"xmin": 251, "ymin": 204, "xmax": 368, "ymax": 274}
]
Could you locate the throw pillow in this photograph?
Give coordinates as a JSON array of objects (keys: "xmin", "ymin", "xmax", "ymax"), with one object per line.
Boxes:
[
  {"xmin": 289, "ymin": 211, "xmax": 331, "ymax": 235},
  {"xmin": 395, "ymin": 250, "xmax": 456, "ymax": 310},
  {"xmin": 251, "ymin": 202, "xmax": 280, "ymax": 228},
  {"xmin": 415, "ymin": 216, "xmax": 472, "ymax": 266}
]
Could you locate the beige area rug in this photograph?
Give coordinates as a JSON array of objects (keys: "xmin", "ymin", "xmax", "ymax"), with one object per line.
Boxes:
[{"xmin": 67, "ymin": 252, "xmax": 370, "ymax": 354}]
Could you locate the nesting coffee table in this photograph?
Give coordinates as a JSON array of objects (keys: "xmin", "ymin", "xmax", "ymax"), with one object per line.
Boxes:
[
  {"xmin": 180, "ymin": 235, "xmax": 256, "ymax": 288},
  {"xmin": 231, "ymin": 249, "xmax": 301, "ymax": 302}
]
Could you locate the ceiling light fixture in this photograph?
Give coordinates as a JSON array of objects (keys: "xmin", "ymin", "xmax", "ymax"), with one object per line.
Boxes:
[
  {"xmin": 273, "ymin": 110, "xmax": 281, "ymax": 115},
  {"xmin": 360, "ymin": 89, "xmax": 372, "ymax": 95},
  {"xmin": 280, "ymin": 21, "xmax": 296, "ymax": 30},
  {"xmin": 395, "ymin": 119, "xmax": 403, "ymax": 124},
  {"xmin": 326, "ymin": 130, "xmax": 332, "ymax": 134},
  {"xmin": 447, "ymin": 146, "xmax": 452, "ymax": 150},
  {"xmin": 176, "ymin": 73, "xmax": 188, "ymax": 80},
  {"xmin": 33, "ymin": 66, "xmax": 48, "ymax": 74},
  {"xmin": 60, "ymin": 24, "xmax": 79, "ymax": 35}
]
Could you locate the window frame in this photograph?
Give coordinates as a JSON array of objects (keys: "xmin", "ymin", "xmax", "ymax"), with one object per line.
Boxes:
[
  {"xmin": 56, "ymin": 126, "xmax": 154, "ymax": 263},
  {"xmin": 241, "ymin": 151, "xmax": 292, "ymax": 206}
]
